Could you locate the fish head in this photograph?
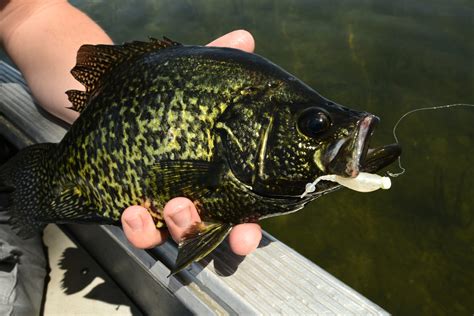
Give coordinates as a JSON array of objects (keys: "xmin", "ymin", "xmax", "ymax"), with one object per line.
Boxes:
[
  {"xmin": 218, "ymin": 81, "xmax": 401, "ymax": 198},
  {"xmin": 257, "ymin": 95, "xmax": 401, "ymax": 197}
]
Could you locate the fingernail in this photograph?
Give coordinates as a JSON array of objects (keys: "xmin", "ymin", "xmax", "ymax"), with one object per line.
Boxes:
[
  {"xmin": 125, "ymin": 214, "xmax": 143, "ymax": 232},
  {"xmin": 169, "ymin": 205, "xmax": 192, "ymax": 228}
]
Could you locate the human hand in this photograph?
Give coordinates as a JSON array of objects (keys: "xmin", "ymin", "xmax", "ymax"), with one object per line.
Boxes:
[{"xmin": 121, "ymin": 30, "xmax": 262, "ymax": 256}]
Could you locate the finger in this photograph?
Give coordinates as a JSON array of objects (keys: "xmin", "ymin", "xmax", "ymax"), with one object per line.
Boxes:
[
  {"xmin": 121, "ymin": 205, "xmax": 168, "ymax": 249},
  {"xmin": 163, "ymin": 197, "xmax": 201, "ymax": 243},
  {"xmin": 206, "ymin": 29, "xmax": 255, "ymax": 53},
  {"xmin": 228, "ymin": 223, "xmax": 262, "ymax": 256}
]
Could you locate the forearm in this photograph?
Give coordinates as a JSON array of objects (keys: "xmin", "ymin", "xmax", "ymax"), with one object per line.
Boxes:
[{"xmin": 0, "ymin": 0, "xmax": 112, "ymax": 123}]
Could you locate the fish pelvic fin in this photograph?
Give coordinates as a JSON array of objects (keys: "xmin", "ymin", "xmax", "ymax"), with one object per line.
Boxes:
[
  {"xmin": 0, "ymin": 143, "xmax": 56, "ymax": 238},
  {"xmin": 66, "ymin": 36, "xmax": 182, "ymax": 113},
  {"xmin": 170, "ymin": 222, "xmax": 232, "ymax": 276}
]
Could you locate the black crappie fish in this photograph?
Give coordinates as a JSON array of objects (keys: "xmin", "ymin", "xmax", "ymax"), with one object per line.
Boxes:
[{"xmin": 0, "ymin": 38, "xmax": 401, "ymax": 274}]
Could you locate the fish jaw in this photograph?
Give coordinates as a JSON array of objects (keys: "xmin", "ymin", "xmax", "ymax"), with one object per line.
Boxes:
[
  {"xmin": 324, "ymin": 115, "xmax": 378, "ymax": 177},
  {"xmin": 323, "ymin": 114, "xmax": 401, "ymax": 178}
]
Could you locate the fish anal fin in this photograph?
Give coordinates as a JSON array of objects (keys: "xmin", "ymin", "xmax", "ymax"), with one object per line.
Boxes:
[
  {"xmin": 48, "ymin": 183, "xmax": 115, "ymax": 225},
  {"xmin": 66, "ymin": 36, "xmax": 182, "ymax": 113},
  {"xmin": 170, "ymin": 222, "xmax": 232, "ymax": 276}
]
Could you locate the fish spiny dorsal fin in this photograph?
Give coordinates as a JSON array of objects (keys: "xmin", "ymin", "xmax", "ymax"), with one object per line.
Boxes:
[{"xmin": 66, "ymin": 36, "xmax": 182, "ymax": 113}]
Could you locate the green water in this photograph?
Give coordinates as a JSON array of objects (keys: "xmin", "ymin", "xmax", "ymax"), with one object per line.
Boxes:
[{"xmin": 76, "ymin": 0, "xmax": 473, "ymax": 314}]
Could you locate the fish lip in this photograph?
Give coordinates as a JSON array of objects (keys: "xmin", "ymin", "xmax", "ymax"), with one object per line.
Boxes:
[
  {"xmin": 349, "ymin": 115, "xmax": 379, "ymax": 177},
  {"xmin": 325, "ymin": 115, "xmax": 379, "ymax": 178},
  {"xmin": 361, "ymin": 143, "xmax": 402, "ymax": 173}
]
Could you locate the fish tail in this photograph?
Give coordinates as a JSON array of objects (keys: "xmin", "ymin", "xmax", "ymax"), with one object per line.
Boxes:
[{"xmin": 0, "ymin": 143, "xmax": 56, "ymax": 238}]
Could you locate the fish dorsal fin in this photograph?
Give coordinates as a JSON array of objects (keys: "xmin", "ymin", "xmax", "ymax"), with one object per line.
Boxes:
[{"xmin": 66, "ymin": 37, "xmax": 182, "ymax": 112}]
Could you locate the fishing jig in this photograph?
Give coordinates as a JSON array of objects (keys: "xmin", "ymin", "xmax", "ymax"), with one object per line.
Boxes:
[{"xmin": 300, "ymin": 172, "xmax": 391, "ymax": 198}]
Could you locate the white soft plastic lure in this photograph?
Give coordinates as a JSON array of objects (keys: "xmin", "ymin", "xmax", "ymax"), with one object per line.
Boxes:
[{"xmin": 300, "ymin": 172, "xmax": 391, "ymax": 198}]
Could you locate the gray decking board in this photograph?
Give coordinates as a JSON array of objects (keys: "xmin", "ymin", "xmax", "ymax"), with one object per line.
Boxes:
[{"xmin": 0, "ymin": 60, "xmax": 389, "ymax": 315}]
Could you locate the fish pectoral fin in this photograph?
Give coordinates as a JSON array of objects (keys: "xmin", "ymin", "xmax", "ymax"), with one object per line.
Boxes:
[
  {"xmin": 149, "ymin": 160, "xmax": 227, "ymax": 199},
  {"xmin": 47, "ymin": 183, "xmax": 115, "ymax": 225},
  {"xmin": 170, "ymin": 221, "xmax": 232, "ymax": 276}
]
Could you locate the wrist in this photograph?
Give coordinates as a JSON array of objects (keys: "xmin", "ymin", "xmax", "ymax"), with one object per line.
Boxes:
[{"xmin": 0, "ymin": 0, "xmax": 67, "ymax": 48}]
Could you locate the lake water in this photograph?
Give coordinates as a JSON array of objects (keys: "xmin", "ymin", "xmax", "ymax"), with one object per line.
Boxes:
[{"xmin": 20, "ymin": 0, "xmax": 474, "ymax": 314}]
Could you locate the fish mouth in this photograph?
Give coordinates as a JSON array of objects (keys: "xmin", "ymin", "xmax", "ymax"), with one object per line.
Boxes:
[{"xmin": 324, "ymin": 115, "xmax": 401, "ymax": 177}]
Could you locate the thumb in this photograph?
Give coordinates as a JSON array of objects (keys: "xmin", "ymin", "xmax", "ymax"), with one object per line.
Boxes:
[{"xmin": 163, "ymin": 197, "xmax": 201, "ymax": 243}]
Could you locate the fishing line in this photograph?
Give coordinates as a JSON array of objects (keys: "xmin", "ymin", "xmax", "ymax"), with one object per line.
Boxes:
[{"xmin": 388, "ymin": 103, "xmax": 474, "ymax": 178}]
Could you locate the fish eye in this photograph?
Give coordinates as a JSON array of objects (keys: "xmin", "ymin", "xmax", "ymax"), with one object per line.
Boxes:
[{"xmin": 297, "ymin": 107, "xmax": 331, "ymax": 138}]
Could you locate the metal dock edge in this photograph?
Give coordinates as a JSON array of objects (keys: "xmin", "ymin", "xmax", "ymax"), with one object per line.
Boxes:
[{"xmin": 0, "ymin": 60, "xmax": 389, "ymax": 315}]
